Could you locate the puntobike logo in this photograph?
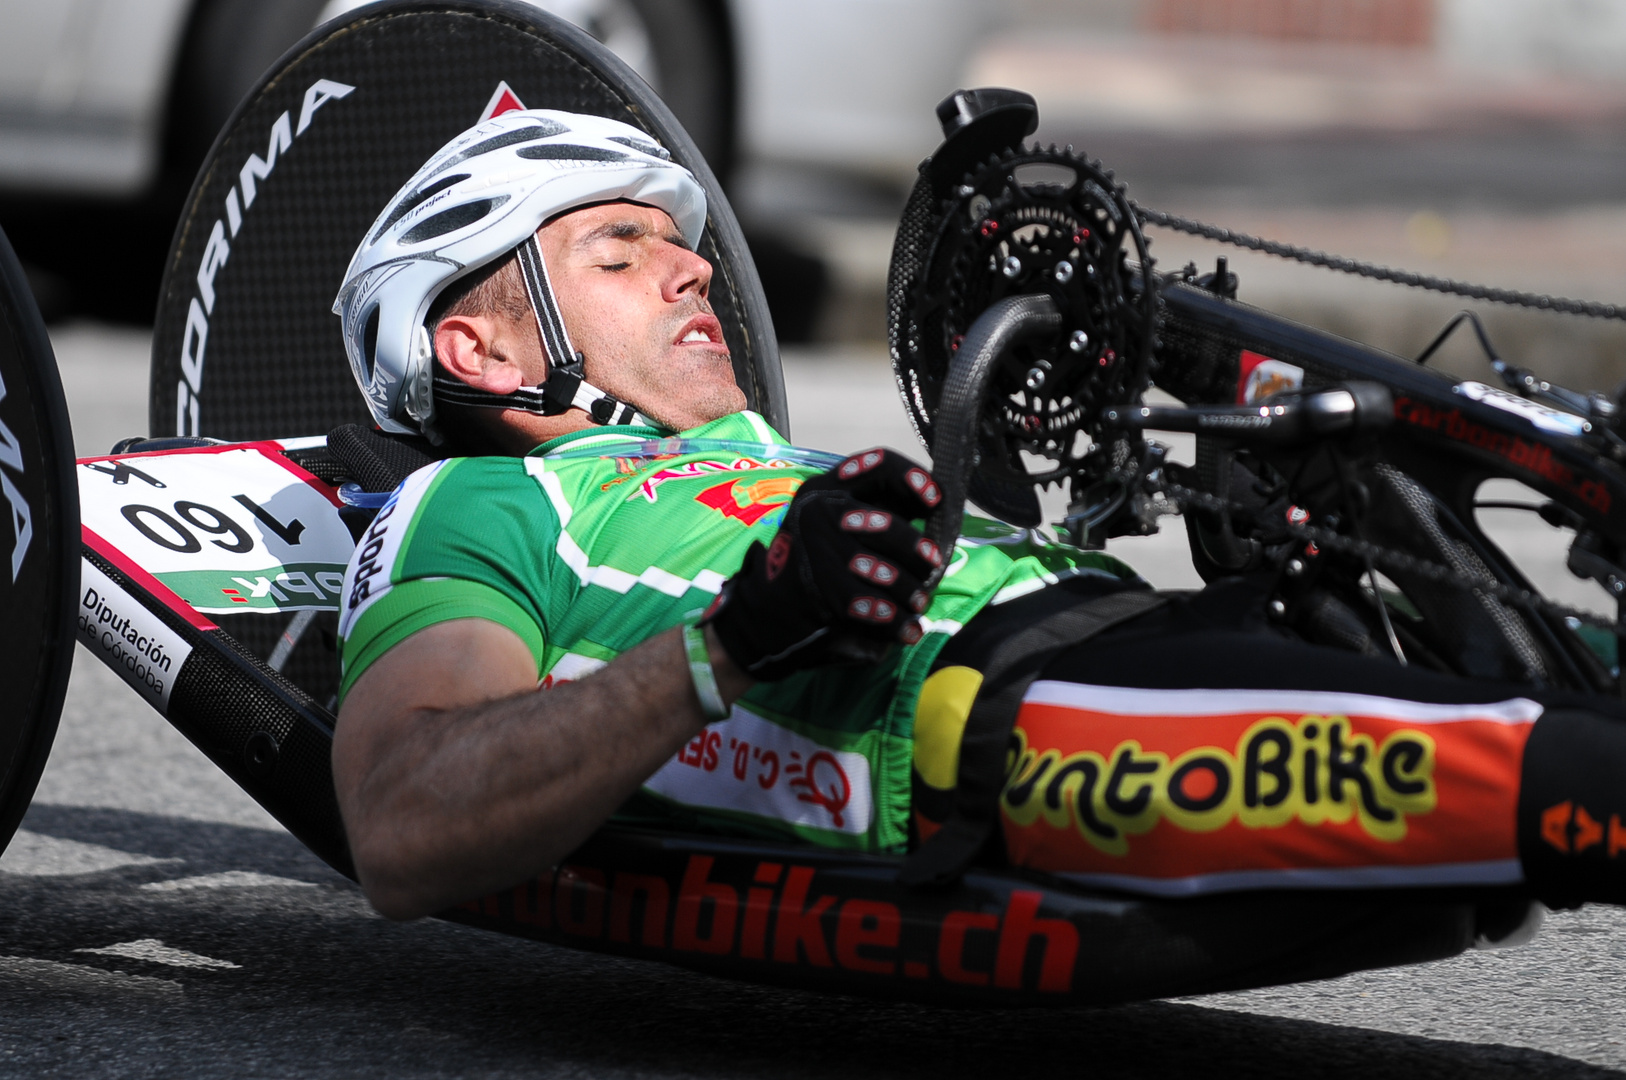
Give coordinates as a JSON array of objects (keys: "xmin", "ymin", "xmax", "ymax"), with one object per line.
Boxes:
[
  {"xmin": 173, "ymin": 78, "xmax": 355, "ymax": 436},
  {"xmin": 1002, "ymin": 714, "xmax": 1438, "ymax": 854}
]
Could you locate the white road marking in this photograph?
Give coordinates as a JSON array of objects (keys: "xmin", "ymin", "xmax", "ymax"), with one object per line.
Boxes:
[
  {"xmin": 0, "ymin": 956, "xmax": 181, "ymax": 997},
  {"xmin": 75, "ymin": 939, "xmax": 240, "ymax": 970},
  {"xmin": 0, "ymin": 830, "xmax": 180, "ymax": 877},
  {"xmin": 140, "ymin": 870, "xmax": 315, "ymax": 892}
]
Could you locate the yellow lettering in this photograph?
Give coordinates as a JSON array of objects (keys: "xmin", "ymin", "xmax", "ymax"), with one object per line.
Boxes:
[{"xmin": 1001, "ymin": 715, "xmax": 1438, "ymax": 857}]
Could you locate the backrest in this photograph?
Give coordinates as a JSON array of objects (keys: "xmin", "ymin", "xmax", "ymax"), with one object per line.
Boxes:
[{"xmin": 148, "ymin": 0, "xmax": 787, "ymax": 443}]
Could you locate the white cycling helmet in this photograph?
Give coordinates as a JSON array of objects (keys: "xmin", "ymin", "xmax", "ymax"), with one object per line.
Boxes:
[{"xmin": 333, "ymin": 109, "xmax": 707, "ymax": 438}]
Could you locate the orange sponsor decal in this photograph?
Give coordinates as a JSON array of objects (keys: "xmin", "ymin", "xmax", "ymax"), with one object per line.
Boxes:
[
  {"xmin": 1000, "ymin": 684, "xmax": 1536, "ymax": 887},
  {"xmin": 1542, "ymin": 801, "xmax": 1626, "ymax": 856}
]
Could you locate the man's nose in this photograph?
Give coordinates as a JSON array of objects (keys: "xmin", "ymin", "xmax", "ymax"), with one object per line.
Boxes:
[{"xmin": 662, "ymin": 245, "xmax": 712, "ymax": 302}]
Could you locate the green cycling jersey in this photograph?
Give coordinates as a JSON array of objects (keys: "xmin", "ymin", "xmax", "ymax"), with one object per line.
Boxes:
[{"xmin": 337, "ymin": 410, "xmax": 1139, "ymax": 852}]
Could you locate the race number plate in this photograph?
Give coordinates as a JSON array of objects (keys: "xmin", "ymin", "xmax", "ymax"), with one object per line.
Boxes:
[{"xmin": 78, "ymin": 445, "xmax": 354, "ymax": 616}]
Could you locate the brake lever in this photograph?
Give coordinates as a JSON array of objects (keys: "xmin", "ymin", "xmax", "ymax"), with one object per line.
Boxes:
[
  {"xmin": 1101, "ymin": 382, "xmax": 1393, "ymax": 443},
  {"xmin": 1496, "ymin": 360, "xmax": 1617, "ymax": 423}
]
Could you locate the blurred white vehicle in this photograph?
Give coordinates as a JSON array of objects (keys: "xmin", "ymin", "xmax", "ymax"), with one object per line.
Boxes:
[
  {"xmin": 0, "ymin": 0, "xmax": 984, "ymax": 197},
  {"xmin": 0, "ymin": 0, "xmax": 986, "ymax": 321}
]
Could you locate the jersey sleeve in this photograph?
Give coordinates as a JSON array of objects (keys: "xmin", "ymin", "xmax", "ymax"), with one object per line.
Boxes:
[{"xmin": 336, "ymin": 457, "xmax": 564, "ymax": 704}]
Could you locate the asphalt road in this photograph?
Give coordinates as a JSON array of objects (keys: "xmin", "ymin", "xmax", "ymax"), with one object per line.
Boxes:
[{"xmin": 7, "ymin": 327, "xmax": 1626, "ymax": 1078}]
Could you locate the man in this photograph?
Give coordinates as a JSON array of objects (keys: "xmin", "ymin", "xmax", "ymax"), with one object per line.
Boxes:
[
  {"xmin": 332, "ymin": 109, "xmax": 1626, "ymax": 922},
  {"xmin": 332, "ymin": 109, "xmax": 1131, "ymax": 919}
]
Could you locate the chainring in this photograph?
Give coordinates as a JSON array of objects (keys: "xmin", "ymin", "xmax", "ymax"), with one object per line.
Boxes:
[{"xmin": 891, "ymin": 146, "xmax": 1158, "ymax": 501}]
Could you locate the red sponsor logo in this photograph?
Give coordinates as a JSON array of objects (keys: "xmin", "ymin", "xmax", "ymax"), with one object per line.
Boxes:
[
  {"xmin": 634, "ymin": 460, "xmax": 734, "ymax": 501},
  {"xmin": 1236, "ymin": 350, "xmax": 1303, "ymax": 405},
  {"xmin": 788, "ymin": 751, "xmax": 852, "ymax": 828},
  {"xmin": 1001, "ymin": 694, "xmax": 1532, "ymax": 883},
  {"xmin": 1395, "ymin": 395, "xmax": 1611, "ymax": 513},
  {"xmin": 480, "ymin": 81, "xmax": 527, "ymax": 122},
  {"xmin": 671, "ymin": 733, "xmax": 852, "ymax": 828},
  {"xmin": 696, "ymin": 475, "xmax": 802, "ymax": 527},
  {"xmin": 629, "ymin": 457, "xmax": 800, "ymax": 506},
  {"xmin": 1541, "ymin": 800, "xmax": 1626, "ymax": 856},
  {"xmin": 467, "ymin": 855, "xmax": 1081, "ymax": 993}
]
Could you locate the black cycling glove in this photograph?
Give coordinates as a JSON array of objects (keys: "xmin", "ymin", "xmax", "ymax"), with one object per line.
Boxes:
[{"xmin": 705, "ymin": 448, "xmax": 944, "ymax": 681}]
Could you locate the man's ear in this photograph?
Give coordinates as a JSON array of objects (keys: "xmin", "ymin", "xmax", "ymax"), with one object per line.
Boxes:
[{"xmin": 433, "ymin": 315, "xmax": 527, "ymax": 394}]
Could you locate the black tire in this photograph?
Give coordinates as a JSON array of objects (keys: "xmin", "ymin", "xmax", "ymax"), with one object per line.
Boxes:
[
  {"xmin": 623, "ymin": 0, "xmax": 735, "ymax": 184},
  {"xmin": 0, "ymin": 225, "xmax": 76, "ymax": 856},
  {"xmin": 589, "ymin": 0, "xmax": 831, "ymax": 343},
  {"xmin": 166, "ymin": 0, "xmax": 339, "ymax": 179}
]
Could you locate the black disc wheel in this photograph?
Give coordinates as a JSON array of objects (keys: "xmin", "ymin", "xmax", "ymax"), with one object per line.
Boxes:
[{"xmin": 0, "ymin": 224, "xmax": 76, "ymax": 856}]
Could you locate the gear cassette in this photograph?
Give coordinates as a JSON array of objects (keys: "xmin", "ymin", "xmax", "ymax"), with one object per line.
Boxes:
[{"xmin": 890, "ymin": 145, "xmax": 1159, "ymax": 522}]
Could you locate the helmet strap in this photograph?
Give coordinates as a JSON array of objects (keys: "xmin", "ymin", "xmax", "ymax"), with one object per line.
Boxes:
[
  {"xmin": 426, "ymin": 235, "xmax": 656, "ymax": 428},
  {"xmin": 515, "ymin": 233, "xmax": 576, "ymax": 369},
  {"xmin": 432, "ymin": 368, "xmax": 648, "ymax": 425},
  {"xmin": 512, "ymin": 234, "xmax": 648, "ymax": 427}
]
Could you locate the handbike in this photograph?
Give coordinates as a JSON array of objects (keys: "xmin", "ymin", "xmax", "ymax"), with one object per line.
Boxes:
[{"xmin": 3, "ymin": 0, "xmax": 1621, "ymax": 1007}]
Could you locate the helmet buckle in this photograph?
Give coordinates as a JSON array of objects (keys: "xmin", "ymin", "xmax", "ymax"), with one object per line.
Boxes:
[{"xmin": 403, "ymin": 324, "xmax": 436, "ymax": 425}]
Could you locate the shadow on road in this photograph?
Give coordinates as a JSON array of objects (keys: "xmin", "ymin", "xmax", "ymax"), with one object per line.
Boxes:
[{"xmin": 0, "ymin": 806, "xmax": 1617, "ymax": 1079}]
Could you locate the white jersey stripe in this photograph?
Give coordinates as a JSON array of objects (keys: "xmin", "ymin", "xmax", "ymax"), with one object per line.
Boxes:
[
  {"xmin": 1055, "ymin": 858, "xmax": 1524, "ymax": 897},
  {"xmin": 531, "ymin": 457, "xmax": 727, "ymax": 600},
  {"xmin": 1022, "ymin": 681, "xmax": 1545, "ymax": 725},
  {"xmin": 987, "ymin": 565, "xmax": 1130, "ymax": 606},
  {"xmin": 531, "ymin": 462, "xmax": 572, "ymax": 526},
  {"xmin": 743, "ymin": 411, "xmax": 776, "ymax": 445},
  {"xmin": 338, "ymin": 461, "xmax": 447, "ymax": 638}
]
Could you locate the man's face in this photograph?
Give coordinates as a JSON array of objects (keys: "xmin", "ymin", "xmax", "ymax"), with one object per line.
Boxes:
[{"xmin": 535, "ymin": 202, "xmax": 746, "ymax": 431}]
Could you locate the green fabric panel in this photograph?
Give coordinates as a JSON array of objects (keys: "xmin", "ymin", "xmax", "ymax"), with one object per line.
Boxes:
[
  {"xmin": 391, "ymin": 457, "xmax": 564, "ymax": 643},
  {"xmin": 394, "ymin": 456, "xmax": 462, "ymax": 565},
  {"xmin": 337, "ymin": 578, "xmax": 546, "ymax": 703}
]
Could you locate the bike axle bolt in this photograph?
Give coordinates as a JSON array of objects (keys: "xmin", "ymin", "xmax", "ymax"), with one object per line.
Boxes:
[
  {"xmin": 1069, "ymin": 330, "xmax": 1090, "ymax": 352},
  {"xmin": 1286, "ymin": 558, "xmax": 1305, "ymax": 577},
  {"xmin": 1002, "ymin": 255, "xmax": 1023, "ymax": 278},
  {"xmin": 1054, "ymin": 261, "xmax": 1075, "ymax": 283},
  {"xmin": 1025, "ymin": 366, "xmax": 1047, "ymax": 391},
  {"xmin": 1268, "ymin": 598, "xmax": 1288, "ymax": 618}
]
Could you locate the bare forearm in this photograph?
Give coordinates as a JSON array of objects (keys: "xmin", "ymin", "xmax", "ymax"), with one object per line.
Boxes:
[{"xmin": 338, "ymin": 624, "xmax": 750, "ymax": 919}]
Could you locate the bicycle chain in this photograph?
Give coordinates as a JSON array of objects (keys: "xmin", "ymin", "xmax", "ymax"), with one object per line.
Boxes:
[
  {"xmin": 1134, "ymin": 204, "xmax": 1626, "ymax": 322},
  {"xmin": 1109, "ymin": 204, "xmax": 1623, "ymax": 629},
  {"xmin": 1154, "ymin": 480, "xmax": 1620, "ymax": 633}
]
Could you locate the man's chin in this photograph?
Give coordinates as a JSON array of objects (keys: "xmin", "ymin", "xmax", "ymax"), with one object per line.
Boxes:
[{"xmin": 641, "ymin": 380, "xmax": 747, "ymax": 432}]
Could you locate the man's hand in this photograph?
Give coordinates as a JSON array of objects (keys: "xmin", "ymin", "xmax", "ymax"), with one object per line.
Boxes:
[{"xmin": 706, "ymin": 448, "xmax": 943, "ymax": 681}]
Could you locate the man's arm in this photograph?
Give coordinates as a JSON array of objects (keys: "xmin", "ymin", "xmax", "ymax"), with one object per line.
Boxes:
[
  {"xmin": 335, "ymin": 447, "xmax": 942, "ymax": 921},
  {"xmin": 333, "ymin": 618, "xmax": 750, "ymax": 920}
]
